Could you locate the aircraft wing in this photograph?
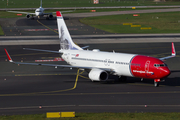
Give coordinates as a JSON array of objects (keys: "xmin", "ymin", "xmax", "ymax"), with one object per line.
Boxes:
[
  {"xmin": 53, "ymin": 10, "xmax": 75, "ymax": 14},
  {"xmin": 43, "ymin": 10, "xmax": 75, "ymax": 15},
  {"xmin": 8, "ymin": 10, "xmax": 74, "ymax": 15},
  {"xmin": 159, "ymin": 42, "xmax": 176, "ymax": 61},
  {"xmin": 4, "ymin": 49, "xmax": 114, "ymax": 72},
  {"xmin": 23, "ymin": 48, "xmax": 62, "ymax": 53},
  {"xmin": 7, "ymin": 61, "xmax": 114, "ymax": 72},
  {"xmin": 7, "ymin": 11, "xmax": 36, "ymax": 15}
]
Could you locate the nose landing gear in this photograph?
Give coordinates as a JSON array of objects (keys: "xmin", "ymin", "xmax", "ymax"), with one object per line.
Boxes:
[{"xmin": 154, "ymin": 79, "xmax": 161, "ymax": 87}]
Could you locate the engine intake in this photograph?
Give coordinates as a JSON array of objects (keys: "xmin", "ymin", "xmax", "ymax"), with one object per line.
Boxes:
[
  {"xmin": 88, "ymin": 69, "xmax": 108, "ymax": 81},
  {"xmin": 26, "ymin": 14, "xmax": 30, "ymax": 19},
  {"xmin": 49, "ymin": 14, "xmax": 53, "ymax": 19}
]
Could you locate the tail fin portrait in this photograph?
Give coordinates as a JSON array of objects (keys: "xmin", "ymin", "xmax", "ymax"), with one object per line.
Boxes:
[
  {"xmin": 40, "ymin": 0, "xmax": 42, "ymax": 7},
  {"xmin": 56, "ymin": 11, "xmax": 82, "ymax": 50}
]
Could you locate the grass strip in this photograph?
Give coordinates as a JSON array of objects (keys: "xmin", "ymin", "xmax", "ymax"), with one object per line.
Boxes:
[
  {"xmin": 0, "ymin": 26, "xmax": 4, "ymax": 36},
  {"xmin": 0, "ymin": 0, "xmax": 180, "ymax": 8},
  {"xmin": 80, "ymin": 11, "xmax": 180, "ymax": 34},
  {"xmin": 0, "ymin": 112, "xmax": 180, "ymax": 120}
]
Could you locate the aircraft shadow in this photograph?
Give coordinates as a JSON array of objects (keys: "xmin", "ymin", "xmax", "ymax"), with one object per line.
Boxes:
[
  {"xmin": 77, "ymin": 74, "xmax": 180, "ymax": 87},
  {"xmin": 60, "ymin": 73, "xmax": 180, "ymax": 87}
]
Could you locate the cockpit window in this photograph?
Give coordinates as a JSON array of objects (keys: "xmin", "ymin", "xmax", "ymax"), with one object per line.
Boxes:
[
  {"xmin": 36, "ymin": 9, "xmax": 41, "ymax": 12},
  {"xmin": 154, "ymin": 64, "xmax": 167, "ymax": 67},
  {"xmin": 154, "ymin": 64, "xmax": 158, "ymax": 67},
  {"xmin": 160, "ymin": 64, "xmax": 166, "ymax": 67}
]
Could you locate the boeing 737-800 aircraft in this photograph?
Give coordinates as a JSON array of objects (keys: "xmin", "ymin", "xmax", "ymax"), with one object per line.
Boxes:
[
  {"xmin": 5, "ymin": 11, "xmax": 176, "ymax": 87},
  {"xmin": 7, "ymin": 0, "xmax": 72, "ymax": 19}
]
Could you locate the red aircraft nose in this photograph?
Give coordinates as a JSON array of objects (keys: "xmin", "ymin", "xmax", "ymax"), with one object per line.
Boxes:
[{"xmin": 160, "ymin": 67, "xmax": 171, "ymax": 78}]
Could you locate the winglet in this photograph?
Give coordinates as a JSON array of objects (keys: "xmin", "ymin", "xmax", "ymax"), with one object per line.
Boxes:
[
  {"xmin": 172, "ymin": 42, "xmax": 176, "ymax": 56},
  {"xmin": 4, "ymin": 49, "xmax": 13, "ymax": 62},
  {"xmin": 159, "ymin": 42, "xmax": 176, "ymax": 61}
]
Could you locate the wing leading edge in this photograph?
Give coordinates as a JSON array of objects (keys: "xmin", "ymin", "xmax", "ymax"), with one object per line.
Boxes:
[
  {"xmin": 7, "ymin": 11, "xmax": 36, "ymax": 15},
  {"xmin": 8, "ymin": 10, "xmax": 74, "ymax": 16},
  {"xmin": 23, "ymin": 48, "xmax": 62, "ymax": 53}
]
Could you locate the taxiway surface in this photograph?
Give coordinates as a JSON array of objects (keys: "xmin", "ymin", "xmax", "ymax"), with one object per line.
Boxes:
[{"xmin": 0, "ymin": 43, "xmax": 180, "ymax": 115}]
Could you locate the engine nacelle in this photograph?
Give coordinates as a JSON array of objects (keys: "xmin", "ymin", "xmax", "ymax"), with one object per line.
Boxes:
[
  {"xmin": 49, "ymin": 14, "xmax": 53, "ymax": 19},
  {"xmin": 88, "ymin": 69, "xmax": 108, "ymax": 81},
  {"xmin": 26, "ymin": 14, "xmax": 30, "ymax": 19}
]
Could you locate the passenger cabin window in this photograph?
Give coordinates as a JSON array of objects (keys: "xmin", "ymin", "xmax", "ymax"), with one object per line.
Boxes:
[{"xmin": 36, "ymin": 10, "xmax": 41, "ymax": 12}]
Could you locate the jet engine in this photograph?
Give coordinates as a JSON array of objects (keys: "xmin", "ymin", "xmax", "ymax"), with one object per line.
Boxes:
[
  {"xmin": 26, "ymin": 14, "xmax": 30, "ymax": 19},
  {"xmin": 88, "ymin": 69, "xmax": 108, "ymax": 81},
  {"xmin": 49, "ymin": 14, "xmax": 53, "ymax": 19}
]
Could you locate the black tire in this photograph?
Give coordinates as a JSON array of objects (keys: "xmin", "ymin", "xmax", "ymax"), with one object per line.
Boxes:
[{"xmin": 154, "ymin": 82, "xmax": 159, "ymax": 87}]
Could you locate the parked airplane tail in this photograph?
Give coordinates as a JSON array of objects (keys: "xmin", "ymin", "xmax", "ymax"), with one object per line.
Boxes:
[
  {"xmin": 40, "ymin": 0, "xmax": 42, "ymax": 7},
  {"xmin": 56, "ymin": 11, "xmax": 82, "ymax": 50}
]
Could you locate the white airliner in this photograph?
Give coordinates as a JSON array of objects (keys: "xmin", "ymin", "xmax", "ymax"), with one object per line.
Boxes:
[
  {"xmin": 7, "ymin": 0, "xmax": 72, "ymax": 19},
  {"xmin": 5, "ymin": 11, "xmax": 176, "ymax": 87}
]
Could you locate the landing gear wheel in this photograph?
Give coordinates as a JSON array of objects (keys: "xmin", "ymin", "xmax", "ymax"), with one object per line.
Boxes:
[{"xmin": 154, "ymin": 82, "xmax": 159, "ymax": 87}]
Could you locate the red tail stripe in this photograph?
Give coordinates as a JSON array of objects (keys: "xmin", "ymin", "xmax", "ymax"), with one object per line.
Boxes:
[
  {"xmin": 172, "ymin": 42, "xmax": 175, "ymax": 55},
  {"xmin": 56, "ymin": 11, "xmax": 62, "ymax": 17}
]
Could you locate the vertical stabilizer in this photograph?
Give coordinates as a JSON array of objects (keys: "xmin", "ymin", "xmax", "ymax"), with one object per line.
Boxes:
[
  {"xmin": 40, "ymin": 0, "xmax": 42, "ymax": 7},
  {"xmin": 56, "ymin": 11, "xmax": 82, "ymax": 50}
]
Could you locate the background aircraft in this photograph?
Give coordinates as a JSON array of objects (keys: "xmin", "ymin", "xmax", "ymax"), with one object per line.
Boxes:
[
  {"xmin": 7, "ymin": 0, "xmax": 72, "ymax": 19},
  {"xmin": 5, "ymin": 11, "xmax": 176, "ymax": 87}
]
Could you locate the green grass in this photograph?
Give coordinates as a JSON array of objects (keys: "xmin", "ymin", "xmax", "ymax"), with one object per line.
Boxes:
[
  {"xmin": 1, "ymin": 112, "xmax": 180, "ymax": 120},
  {"xmin": 0, "ymin": 0, "xmax": 180, "ymax": 8},
  {"xmin": 0, "ymin": 26, "xmax": 4, "ymax": 35},
  {"xmin": 0, "ymin": 11, "xmax": 24, "ymax": 18},
  {"xmin": 80, "ymin": 12, "xmax": 180, "ymax": 34}
]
